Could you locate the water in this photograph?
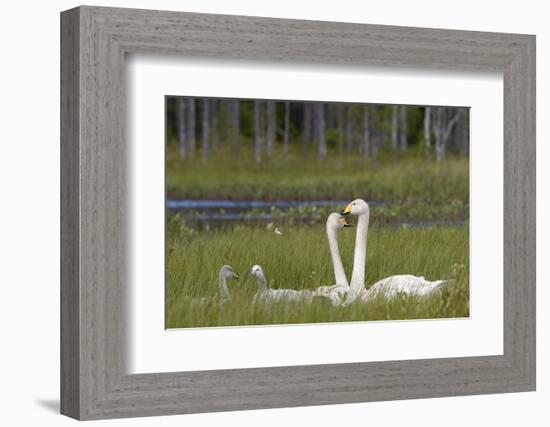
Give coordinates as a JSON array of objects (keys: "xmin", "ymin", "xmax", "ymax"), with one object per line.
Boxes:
[
  {"xmin": 167, "ymin": 198, "xmax": 357, "ymax": 228},
  {"xmin": 167, "ymin": 199, "xmax": 466, "ymax": 229}
]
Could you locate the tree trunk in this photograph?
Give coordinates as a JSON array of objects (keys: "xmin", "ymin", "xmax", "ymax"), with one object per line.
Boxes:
[
  {"xmin": 337, "ymin": 104, "xmax": 344, "ymax": 158},
  {"xmin": 361, "ymin": 105, "xmax": 370, "ymax": 158},
  {"xmin": 211, "ymin": 100, "xmax": 219, "ymax": 151},
  {"xmin": 186, "ymin": 98, "xmax": 195, "ymax": 158},
  {"xmin": 316, "ymin": 103, "xmax": 327, "ymax": 159},
  {"xmin": 283, "ymin": 101, "xmax": 290, "ymax": 158},
  {"xmin": 254, "ymin": 100, "xmax": 262, "ymax": 166},
  {"xmin": 303, "ymin": 103, "xmax": 311, "ymax": 158},
  {"xmin": 458, "ymin": 109, "xmax": 469, "ymax": 156},
  {"xmin": 266, "ymin": 100, "xmax": 276, "ymax": 156},
  {"xmin": 435, "ymin": 107, "xmax": 444, "ymax": 161},
  {"xmin": 424, "ymin": 106, "xmax": 431, "ymax": 157},
  {"xmin": 370, "ymin": 106, "xmax": 378, "ymax": 160},
  {"xmin": 399, "ymin": 105, "xmax": 407, "ymax": 150},
  {"xmin": 231, "ymin": 99, "xmax": 240, "ymax": 156},
  {"xmin": 346, "ymin": 105, "xmax": 354, "ymax": 153},
  {"xmin": 176, "ymin": 98, "xmax": 186, "ymax": 158},
  {"xmin": 201, "ymin": 99, "xmax": 209, "ymax": 161},
  {"xmin": 391, "ymin": 105, "xmax": 398, "ymax": 150},
  {"xmin": 443, "ymin": 109, "xmax": 460, "ymax": 149}
]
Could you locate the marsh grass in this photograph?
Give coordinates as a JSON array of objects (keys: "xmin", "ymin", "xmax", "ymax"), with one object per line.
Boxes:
[
  {"xmin": 166, "ymin": 220, "xmax": 469, "ymax": 328},
  {"xmin": 167, "ymin": 145, "xmax": 469, "ymax": 206}
]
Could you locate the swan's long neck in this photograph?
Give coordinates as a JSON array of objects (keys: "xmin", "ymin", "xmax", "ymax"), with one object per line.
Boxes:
[
  {"xmin": 218, "ymin": 271, "xmax": 230, "ymax": 299},
  {"xmin": 327, "ymin": 224, "xmax": 348, "ymax": 287},
  {"xmin": 256, "ymin": 272, "xmax": 268, "ymax": 291},
  {"xmin": 350, "ymin": 211, "xmax": 369, "ymax": 294}
]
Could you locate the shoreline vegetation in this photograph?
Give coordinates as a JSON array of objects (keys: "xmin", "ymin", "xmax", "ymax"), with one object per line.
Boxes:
[{"xmin": 165, "ymin": 98, "xmax": 470, "ymax": 328}]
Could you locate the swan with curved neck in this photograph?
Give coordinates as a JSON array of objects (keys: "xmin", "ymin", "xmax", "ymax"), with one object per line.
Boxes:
[
  {"xmin": 341, "ymin": 198, "xmax": 448, "ymax": 302},
  {"xmin": 341, "ymin": 199, "xmax": 370, "ymax": 300},
  {"xmin": 314, "ymin": 213, "xmax": 352, "ymax": 305},
  {"xmin": 326, "ymin": 212, "xmax": 351, "ymax": 288}
]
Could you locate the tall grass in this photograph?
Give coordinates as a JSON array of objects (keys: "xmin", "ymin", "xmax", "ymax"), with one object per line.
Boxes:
[
  {"xmin": 166, "ymin": 220, "xmax": 469, "ymax": 328},
  {"xmin": 167, "ymin": 145, "xmax": 469, "ymax": 206}
]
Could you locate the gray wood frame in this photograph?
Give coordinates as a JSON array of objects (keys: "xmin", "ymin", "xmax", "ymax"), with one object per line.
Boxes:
[{"xmin": 60, "ymin": 5, "xmax": 536, "ymax": 420}]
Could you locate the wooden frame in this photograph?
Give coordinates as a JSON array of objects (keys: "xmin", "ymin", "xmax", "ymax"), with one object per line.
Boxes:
[{"xmin": 60, "ymin": 5, "xmax": 536, "ymax": 420}]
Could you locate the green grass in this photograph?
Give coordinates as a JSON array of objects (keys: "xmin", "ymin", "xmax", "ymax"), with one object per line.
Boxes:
[
  {"xmin": 167, "ymin": 144, "xmax": 469, "ymax": 207},
  {"xmin": 166, "ymin": 219, "xmax": 469, "ymax": 328}
]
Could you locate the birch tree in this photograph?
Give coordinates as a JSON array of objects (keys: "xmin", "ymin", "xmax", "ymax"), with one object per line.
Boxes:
[
  {"xmin": 283, "ymin": 101, "xmax": 290, "ymax": 158},
  {"xmin": 337, "ymin": 104, "xmax": 344, "ymax": 158},
  {"xmin": 201, "ymin": 99, "xmax": 209, "ymax": 161},
  {"xmin": 303, "ymin": 103, "xmax": 312, "ymax": 158},
  {"xmin": 346, "ymin": 105, "xmax": 354, "ymax": 153},
  {"xmin": 254, "ymin": 100, "xmax": 262, "ymax": 166},
  {"xmin": 424, "ymin": 106, "xmax": 431, "ymax": 157},
  {"xmin": 231, "ymin": 99, "xmax": 240, "ymax": 155},
  {"xmin": 316, "ymin": 102, "xmax": 327, "ymax": 159},
  {"xmin": 186, "ymin": 98, "xmax": 195, "ymax": 158},
  {"xmin": 211, "ymin": 100, "xmax": 219, "ymax": 151},
  {"xmin": 361, "ymin": 105, "xmax": 370, "ymax": 158},
  {"xmin": 176, "ymin": 98, "xmax": 186, "ymax": 158},
  {"xmin": 266, "ymin": 100, "xmax": 276, "ymax": 156},
  {"xmin": 458, "ymin": 109, "xmax": 469, "ymax": 156},
  {"xmin": 399, "ymin": 105, "xmax": 407, "ymax": 150},
  {"xmin": 391, "ymin": 105, "xmax": 398, "ymax": 150},
  {"xmin": 434, "ymin": 107, "xmax": 460, "ymax": 161}
]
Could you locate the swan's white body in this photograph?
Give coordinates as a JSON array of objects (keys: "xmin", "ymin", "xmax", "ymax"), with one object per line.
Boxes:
[
  {"xmin": 250, "ymin": 265, "xmax": 314, "ymax": 303},
  {"xmin": 361, "ymin": 275, "xmax": 448, "ymax": 301},
  {"xmin": 189, "ymin": 265, "xmax": 239, "ymax": 306},
  {"xmin": 341, "ymin": 199, "xmax": 449, "ymax": 303}
]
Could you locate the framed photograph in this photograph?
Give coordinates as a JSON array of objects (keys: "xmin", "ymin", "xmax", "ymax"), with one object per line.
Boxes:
[{"xmin": 61, "ymin": 6, "xmax": 535, "ymax": 420}]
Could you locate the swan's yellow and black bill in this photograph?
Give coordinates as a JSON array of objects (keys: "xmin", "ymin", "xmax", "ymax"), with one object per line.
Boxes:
[
  {"xmin": 341, "ymin": 203, "xmax": 352, "ymax": 215},
  {"xmin": 342, "ymin": 216, "xmax": 352, "ymax": 227}
]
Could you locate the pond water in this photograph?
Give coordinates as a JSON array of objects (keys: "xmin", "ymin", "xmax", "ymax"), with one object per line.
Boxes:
[{"xmin": 167, "ymin": 198, "xmax": 466, "ymax": 230}]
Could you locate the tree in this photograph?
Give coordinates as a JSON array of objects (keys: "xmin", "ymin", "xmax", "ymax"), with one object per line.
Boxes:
[
  {"xmin": 211, "ymin": 100, "xmax": 219, "ymax": 151},
  {"xmin": 434, "ymin": 107, "xmax": 460, "ymax": 161},
  {"xmin": 176, "ymin": 98, "xmax": 186, "ymax": 158},
  {"xmin": 370, "ymin": 106, "xmax": 379, "ymax": 160},
  {"xmin": 302, "ymin": 103, "xmax": 312, "ymax": 158},
  {"xmin": 201, "ymin": 99, "xmax": 209, "ymax": 161},
  {"xmin": 399, "ymin": 105, "xmax": 407, "ymax": 150},
  {"xmin": 424, "ymin": 106, "xmax": 431, "ymax": 157},
  {"xmin": 391, "ymin": 105, "xmax": 398, "ymax": 150},
  {"xmin": 337, "ymin": 104, "xmax": 344, "ymax": 157},
  {"xmin": 266, "ymin": 100, "xmax": 276, "ymax": 156},
  {"xmin": 283, "ymin": 101, "xmax": 290, "ymax": 158},
  {"xmin": 346, "ymin": 105, "xmax": 354, "ymax": 153},
  {"xmin": 230, "ymin": 99, "xmax": 240, "ymax": 155},
  {"xmin": 458, "ymin": 109, "xmax": 469, "ymax": 156},
  {"xmin": 186, "ymin": 98, "xmax": 195, "ymax": 158},
  {"xmin": 254, "ymin": 100, "xmax": 262, "ymax": 166},
  {"xmin": 316, "ymin": 102, "xmax": 327, "ymax": 159},
  {"xmin": 361, "ymin": 105, "xmax": 370, "ymax": 158}
]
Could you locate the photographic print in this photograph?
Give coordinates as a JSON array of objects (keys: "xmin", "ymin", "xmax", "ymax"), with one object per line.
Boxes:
[{"xmin": 165, "ymin": 97, "xmax": 469, "ymax": 329}]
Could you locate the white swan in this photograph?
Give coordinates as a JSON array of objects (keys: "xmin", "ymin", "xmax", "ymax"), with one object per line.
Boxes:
[
  {"xmin": 189, "ymin": 265, "xmax": 239, "ymax": 306},
  {"xmin": 250, "ymin": 265, "xmax": 314, "ymax": 303},
  {"xmin": 341, "ymin": 199, "xmax": 448, "ymax": 303},
  {"xmin": 314, "ymin": 213, "xmax": 352, "ymax": 305}
]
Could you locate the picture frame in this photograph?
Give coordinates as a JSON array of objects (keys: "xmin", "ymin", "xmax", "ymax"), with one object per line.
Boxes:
[{"xmin": 60, "ymin": 5, "xmax": 536, "ymax": 420}]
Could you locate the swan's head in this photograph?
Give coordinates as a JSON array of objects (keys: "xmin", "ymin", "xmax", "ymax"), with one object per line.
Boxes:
[
  {"xmin": 220, "ymin": 265, "xmax": 239, "ymax": 280},
  {"xmin": 326, "ymin": 212, "xmax": 352, "ymax": 230},
  {"xmin": 250, "ymin": 264, "xmax": 264, "ymax": 279},
  {"xmin": 342, "ymin": 199, "xmax": 369, "ymax": 216}
]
